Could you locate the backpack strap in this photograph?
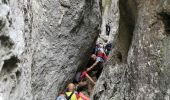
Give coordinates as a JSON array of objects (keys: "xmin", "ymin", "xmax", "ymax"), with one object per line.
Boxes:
[{"xmin": 65, "ymin": 91, "xmax": 74, "ymax": 100}]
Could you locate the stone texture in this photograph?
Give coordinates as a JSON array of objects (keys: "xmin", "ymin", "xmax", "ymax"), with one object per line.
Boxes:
[
  {"xmin": 31, "ymin": 0, "xmax": 100, "ymax": 100},
  {"xmin": 0, "ymin": 0, "xmax": 33, "ymax": 100},
  {"xmin": 0, "ymin": 0, "xmax": 101, "ymax": 100},
  {"xmin": 92, "ymin": 0, "xmax": 170, "ymax": 100},
  {"xmin": 1, "ymin": 0, "xmax": 170, "ymax": 100},
  {"xmin": 98, "ymin": 0, "xmax": 119, "ymax": 45}
]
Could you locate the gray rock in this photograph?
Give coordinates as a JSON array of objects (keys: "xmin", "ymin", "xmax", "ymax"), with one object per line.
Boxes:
[
  {"xmin": 1, "ymin": 0, "xmax": 170, "ymax": 100},
  {"xmin": 31, "ymin": 0, "xmax": 101, "ymax": 99},
  {"xmin": 0, "ymin": 0, "xmax": 101, "ymax": 100},
  {"xmin": 92, "ymin": 0, "xmax": 170, "ymax": 100}
]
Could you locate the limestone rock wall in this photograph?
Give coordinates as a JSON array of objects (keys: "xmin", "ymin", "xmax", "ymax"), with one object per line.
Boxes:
[
  {"xmin": 0, "ymin": 0, "xmax": 33, "ymax": 100},
  {"xmin": 92, "ymin": 0, "xmax": 170, "ymax": 100},
  {"xmin": 31, "ymin": 0, "xmax": 101, "ymax": 100},
  {"xmin": 1, "ymin": 0, "xmax": 170, "ymax": 100},
  {"xmin": 0, "ymin": 0, "xmax": 101, "ymax": 100}
]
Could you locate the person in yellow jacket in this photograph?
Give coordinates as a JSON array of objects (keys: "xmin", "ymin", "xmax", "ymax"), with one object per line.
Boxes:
[{"xmin": 65, "ymin": 83, "xmax": 82, "ymax": 100}]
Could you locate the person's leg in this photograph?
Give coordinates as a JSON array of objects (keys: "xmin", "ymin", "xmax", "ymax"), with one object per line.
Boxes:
[
  {"xmin": 87, "ymin": 82, "xmax": 93, "ymax": 95},
  {"xmin": 79, "ymin": 80, "xmax": 93, "ymax": 96},
  {"xmin": 78, "ymin": 81, "xmax": 88, "ymax": 87}
]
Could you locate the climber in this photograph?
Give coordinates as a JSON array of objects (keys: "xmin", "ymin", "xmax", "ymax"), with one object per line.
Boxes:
[
  {"xmin": 56, "ymin": 82, "xmax": 90, "ymax": 100},
  {"xmin": 74, "ymin": 70, "xmax": 95, "ymax": 95},
  {"xmin": 106, "ymin": 24, "xmax": 110, "ymax": 36},
  {"xmin": 105, "ymin": 42, "xmax": 112, "ymax": 56},
  {"xmin": 95, "ymin": 43, "xmax": 108, "ymax": 62},
  {"xmin": 65, "ymin": 83, "xmax": 77, "ymax": 100},
  {"xmin": 56, "ymin": 83, "xmax": 77, "ymax": 100},
  {"xmin": 95, "ymin": 43, "xmax": 104, "ymax": 54},
  {"xmin": 87, "ymin": 54, "xmax": 106, "ymax": 78}
]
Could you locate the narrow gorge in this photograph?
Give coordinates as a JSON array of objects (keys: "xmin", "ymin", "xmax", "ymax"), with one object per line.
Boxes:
[{"xmin": 0, "ymin": 0, "xmax": 170, "ymax": 100}]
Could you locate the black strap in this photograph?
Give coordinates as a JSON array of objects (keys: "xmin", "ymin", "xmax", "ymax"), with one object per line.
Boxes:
[{"xmin": 65, "ymin": 91, "xmax": 74, "ymax": 100}]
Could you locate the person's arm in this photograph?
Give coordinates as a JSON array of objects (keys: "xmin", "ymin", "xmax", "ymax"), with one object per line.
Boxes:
[
  {"xmin": 85, "ymin": 73, "xmax": 96, "ymax": 85},
  {"xmin": 87, "ymin": 62, "xmax": 98, "ymax": 72},
  {"xmin": 79, "ymin": 92, "xmax": 90, "ymax": 100}
]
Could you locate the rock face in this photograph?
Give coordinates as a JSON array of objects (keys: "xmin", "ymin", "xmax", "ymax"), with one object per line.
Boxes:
[
  {"xmin": 99, "ymin": 0, "xmax": 119, "ymax": 44},
  {"xmin": 1, "ymin": 0, "xmax": 170, "ymax": 100},
  {"xmin": 0, "ymin": 0, "xmax": 33, "ymax": 100},
  {"xmin": 31, "ymin": 0, "xmax": 101, "ymax": 100},
  {"xmin": 0, "ymin": 0, "xmax": 101, "ymax": 100},
  {"xmin": 92, "ymin": 0, "xmax": 170, "ymax": 100}
]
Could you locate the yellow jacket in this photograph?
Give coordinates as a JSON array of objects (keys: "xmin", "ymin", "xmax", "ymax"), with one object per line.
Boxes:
[{"xmin": 66, "ymin": 92, "xmax": 77, "ymax": 100}]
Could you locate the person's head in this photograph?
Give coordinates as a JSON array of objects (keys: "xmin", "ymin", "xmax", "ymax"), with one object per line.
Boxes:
[
  {"xmin": 99, "ymin": 43, "xmax": 104, "ymax": 48},
  {"xmin": 67, "ymin": 83, "xmax": 75, "ymax": 92},
  {"xmin": 91, "ymin": 54, "xmax": 97, "ymax": 61}
]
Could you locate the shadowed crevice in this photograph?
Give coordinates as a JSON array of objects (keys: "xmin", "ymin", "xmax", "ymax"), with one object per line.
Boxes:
[
  {"xmin": 159, "ymin": 12, "xmax": 170, "ymax": 35},
  {"xmin": 0, "ymin": 35, "xmax": 14, "ymax": 48},
  {"xmin": 1, "ymin": 56, "xmax": 20, "ymax": 73}
]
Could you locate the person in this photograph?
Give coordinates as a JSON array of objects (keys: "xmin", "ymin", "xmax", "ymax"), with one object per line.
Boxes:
[
  {"xmin": 65, "ymin": 83, "xmax": 77, "ymax": 100},
  {"xmin": 95, "ymin": 43, "xmax": 104, "ymax": 55},
  {"xmin": 95, "ymin": 43, "xmax": 108, "ymax": 61},
  {"xmin": 80, "ymin": 70, "xmax": 96, "ymax": 84},
  {"xmin": 87, "ymin": 54, "xmax": 104, "ymax": 78},
  {"xmin": 74, "ymin": 70, "xmax": 95, "ymax": 95},
  {"xmin": 106, "ymin": 24, "xmax": 110, "ymax": 36},
  {"xmin": 105, "ymin": 42, "xmax": 112, "ymax": 56}
]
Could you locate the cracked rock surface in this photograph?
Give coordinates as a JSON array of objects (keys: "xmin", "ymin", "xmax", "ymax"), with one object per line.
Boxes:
[
  {"xmin": 0, "ymin": 0, "xmax": 101, "ymax": 100},
  {"xmin": 92, "ymin": 0, "xmax": 170, "ymax": 100},
  {"xmin": 1, "ymin": 0, "xmax": 170, "ymax": 100}
]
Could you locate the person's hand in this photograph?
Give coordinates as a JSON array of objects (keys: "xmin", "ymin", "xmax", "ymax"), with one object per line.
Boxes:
[{"xmin": 87, "ymin": 68, "xmax": 91, "ymax": 72}]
